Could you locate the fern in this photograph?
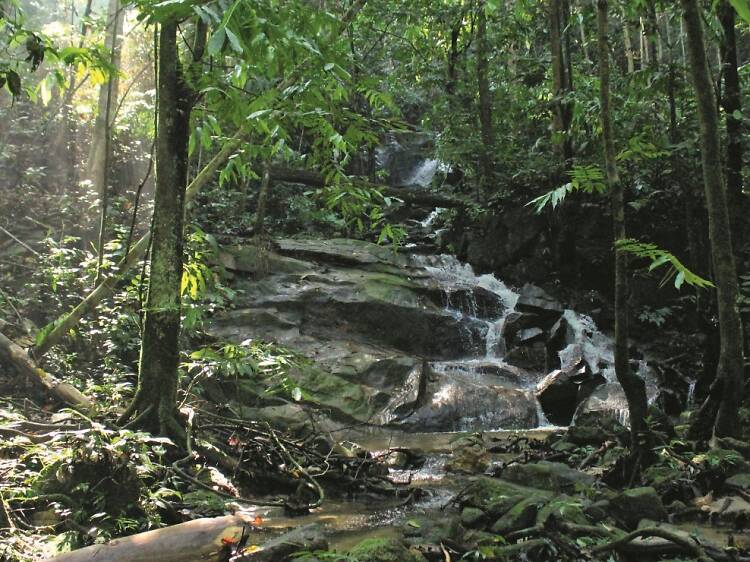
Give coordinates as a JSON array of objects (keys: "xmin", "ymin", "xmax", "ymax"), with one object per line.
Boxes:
[
  {"xmin": 526, "ymin": 164, "xmax": 607, "ymax": 214},
  {"xmin": 615, "ymin": 239, "xmax": 714, "ymax": 290}
]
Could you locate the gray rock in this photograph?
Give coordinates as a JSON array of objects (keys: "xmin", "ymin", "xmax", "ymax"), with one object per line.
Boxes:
[
  {"xmin": 516, "ymin": 284, "xmax": 564, "ymax": 320},
  {"xmin": 501, "ymin": 461, "xmax": 595, "ymax": 493},
  {"xmin": 235, "ymin": 524, "xmax": 327, "ymax": 561},
  {"xmin": 610, "ymin": 487, "xmax": 667, "ymax": 529},
  {"xmin": 490, "ymin": 497, "xmax": 542, "ymax": 534}
]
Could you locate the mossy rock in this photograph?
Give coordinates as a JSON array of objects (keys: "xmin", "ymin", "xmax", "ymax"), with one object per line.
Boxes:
[
  {"xmin": 610, "ymin": 486, "xmax": 667, "ymax": 529},
  {"xmin": 459, "ymin": 477, "xmax": 550, "ymax": 512},
  {"xmin": 347, "ymin": 538, "xmax": 427, "ymax": 562},
  {"xmin": 536, "ymin": 495, "xmax": 588, "ymax": 526},
  {"xmin": 501, "ymin": 461, "xmax": 595, "ymax": 493},
  {"xmin": 490, "ymin": 497, "xmax": 543, "ymax": 535},
  {"xmin": 726, "ymin": 473, "xmax": 750, "ymax": 492}
]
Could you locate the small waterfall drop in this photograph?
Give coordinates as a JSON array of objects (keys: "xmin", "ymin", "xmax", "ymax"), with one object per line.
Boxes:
[{"xmin": 409, "ymin": 252, "xmax": 655, "ymax": 430}]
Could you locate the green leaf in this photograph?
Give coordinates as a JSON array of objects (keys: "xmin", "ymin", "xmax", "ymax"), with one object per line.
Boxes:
[
  {"xmin": 207, "ymin": 27, "xmax": 226, "ymax": 56},
  {"xmin": 224, "ymin": 27, "xmax": 243, "ymax": 53},
  {"xmin": 730, "ymin": 0, "xmax": 750, "ymax": 24},
  {"xmin": 6, "ymin": 70, "xmax": 21, "ymax": 96}
]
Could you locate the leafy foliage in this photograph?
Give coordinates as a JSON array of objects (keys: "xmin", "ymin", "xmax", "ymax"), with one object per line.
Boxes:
[
  {"xmin": 526, "ymin": 164, "xmax": 607, "ymax": 213},
  {"xmin": 615, "ymin": 239, "xmax": 714, "ymax": 290}
]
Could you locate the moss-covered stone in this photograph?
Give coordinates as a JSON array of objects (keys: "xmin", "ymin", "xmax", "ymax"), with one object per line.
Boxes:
[
  {"xmin": 536, "ymin": 495, "xmax": 588, "ymax": 526},
  {"xmin": 726, "ymin": 472, "xmax": 750, "ymax": 492},
  {"xmin": 459, "ymin": 477, "xmax": 550, "ymax": 512},
  {"xmin": 461, "ymin": 507, "xmax": 486, "ymax": 528},
  {"xmin": 347, "ymin": 538, "xmax": 427, "ymax": 562},
  {"xmin": 501, "ymin": 461, "xmax": 595, "ymax": 493},
  {"xmin": 490, "ymin": 497, "xmax": 542, "ymax": 535},
  {"xmin": 610, "ymin": 486, "xmax": 667, "ymax": 529}
]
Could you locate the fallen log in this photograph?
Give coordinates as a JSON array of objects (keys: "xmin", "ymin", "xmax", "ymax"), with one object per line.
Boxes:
[
  {"xmin": 0, "ymin": 330, "xmax": 91, "ymax": 410},
  {"xmin": 47, "ymin": 514, "xmax": 252, "ymax": 562},
  {"xmin": 268, "ymin": 165, "xmax": 467, "ymax": 209}
]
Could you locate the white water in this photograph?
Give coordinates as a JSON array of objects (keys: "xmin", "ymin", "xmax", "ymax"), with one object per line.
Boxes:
[{"xmin": 410, "ymin": 253, "xmax": 655, "ymax": 429}]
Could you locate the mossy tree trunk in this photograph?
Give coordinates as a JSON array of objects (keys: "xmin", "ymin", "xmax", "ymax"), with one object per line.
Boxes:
[
  {"xmin": 597, "ymin": 0, "xmax": 649, "ymax": 461},
  {"xmin": 122, "ymin": 20, "xmax": 193, "ymax": 436},
  {"xmin": 682, "ymin": 0, "xmax": 745, "ymax": 439}
]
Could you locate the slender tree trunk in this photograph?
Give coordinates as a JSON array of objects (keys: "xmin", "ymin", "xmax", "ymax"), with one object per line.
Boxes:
[
  {"xmin": 124, "ymin": 21, "xmax": 191, "ymax": 436},
  {"xmin": 597, "ymin": 0, "xmax": 649, "ymax": 461},
  {"xmin": 253, "ymin": 162, "xmax": 272, "ymax": 238},
  {"xmin": 85, "ymin": 0, "xmax": 123, "ymax": 251},
  {"xmin": 550, "ymin": 0, "xmax": 574, "ymax": 167},
  {"xmin": 718, "ymin": 0, "xmax": 744, "ymax": 251},
  {"xmin": 682, "ymin": 0, "xmax": 745, "ymax": 439},
  {"xmin": 622, "ymin": 6, "xmax": 635, "ymax": 74},
  {"xmin": 476, "ymin": 0, "xmax": 494, "ymax": 183}
]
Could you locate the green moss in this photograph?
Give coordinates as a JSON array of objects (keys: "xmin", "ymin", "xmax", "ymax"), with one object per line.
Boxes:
[{"xmin": 347, "ymin": 538, "xmax": 427, "ymax": 562}]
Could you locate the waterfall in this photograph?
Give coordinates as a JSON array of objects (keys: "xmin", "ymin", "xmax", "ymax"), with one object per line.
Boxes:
[{"xmin": 409, "ymin": 252, "xmax": 655, "ymax": 430}]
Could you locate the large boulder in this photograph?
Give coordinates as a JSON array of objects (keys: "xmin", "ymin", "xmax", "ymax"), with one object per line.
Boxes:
[
  {"xmin": 610, "ymin": 487, "xmax": 667, "ymax": 529},
  {"xmin": 501, "ymin": 461, "xmax": 595, "ymax": 494},
  {"xmin": 536, "ymin": 363, "xmax": 605, "ymax": 426},
  {"xmin": 515, "ymin": 284, "xmax": 564, "ymax": 321}
]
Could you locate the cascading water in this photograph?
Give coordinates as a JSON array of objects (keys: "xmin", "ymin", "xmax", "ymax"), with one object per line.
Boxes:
[{"xmin": 408, "ymin": 252, "xmax": 655, "ymax": 430}]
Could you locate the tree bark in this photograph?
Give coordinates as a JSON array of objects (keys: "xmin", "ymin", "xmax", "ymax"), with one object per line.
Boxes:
[
  {"xmin": 682, "ymin": 0, "xmax": 745, "ymax": 438},
  {"xmin": 597, "ymin": 0, "xmax": 649, "ymax": 459},
  {"xmin": 476, "ymin": 0, "xmax": 494, "ymax": 184},
  {"xmin": 124, "ymin": 20, "xmax": 191, "ymax": 435},
  {"xmin": 0, "ymin": 331, "xmax": 92, "ymax": 409},
  {"xmin": 253, "ymin": 162, "xmax": 272, "ymax": 237},
  {"xmin": 85, "ymin": 0, "xmax": 124, "ymax": 252},
  {"xmin": 718, "ymin": 0, "xmax": 744, "ymax": 251},
  {"xmin": 550, "ymin": 0, "xmax": 574, "ymax": 167},
  {"xmin": 47, "ymin": 515, "xmax": 250, "ymax": 562}
]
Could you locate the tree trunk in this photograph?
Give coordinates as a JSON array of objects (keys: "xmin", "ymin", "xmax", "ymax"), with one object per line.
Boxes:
[
  {"xmin": 85, "ymin": 0, "xmax": 123, "ymax": 251},
  {"xmin": 550, "ymin": 0, "xmax": 574, "ymax": 167},
  {"xmin": 718, "ymin": 0, "xmax": 744, "ymax": 251},
  {"xmin": 621, "ymin": 6, "xmax": 635, "ymax": 74},
  {"xmin": 597, "ymin": 0, "xmax": 649, "ymax": 460},
  {"xmin": 682, "ymin": 0, "xmax": 745, "ymax": 439},
  {"xmin": 47, "ymin": 515, "xmax": 250, "ymax": 562},
  {"xmin": 253, "ymin": 162, "xmax": 272, "ymax": 237},
  {"xmin": 476, "ymin": 0, "xmax": 494, "ymax": 184},
  {"xmin": 123, "ymin": 20, "xmax": 191, "ymax": 436}
]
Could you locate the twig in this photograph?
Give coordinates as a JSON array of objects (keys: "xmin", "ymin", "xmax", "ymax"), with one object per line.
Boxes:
[{"xmin": 0, "ymin": 227, "xmax": 39, "ymax": 257}]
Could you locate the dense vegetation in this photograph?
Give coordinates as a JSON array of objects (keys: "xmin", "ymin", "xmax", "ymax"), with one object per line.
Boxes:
[{"xmin": 0, "ymin": 0, "xmax": 750, "ymax": 561}]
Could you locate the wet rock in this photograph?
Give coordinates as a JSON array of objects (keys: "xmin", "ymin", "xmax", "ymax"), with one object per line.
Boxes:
[
  {"xmin": 536, "ymin": 495, "xmax": 588, "ymax": 526},
  {"xmin": 396, "ymin": 374, "xmax": 538, "ymax": 432},
  {"xmin": 347, "ymin": 538, "xmax": 428, "ymax": 562},
  {"xmin": 461, "ymin": 507, "xmax": 487, "ymax": 528},
  {"xmin": 573, "ymin": 383, "xmax": 631, "ymax": 429},
  {"xmin": 445, "ymin": 440, "xmax": 491, "ymax": 474},
  {"xmin": 704, "ymin": 496, "xmax": 750, "ymax": 527},
  {"xmin": 459, "ymin": 477, "xmax": 550, "ymax": 512},
  {"xmin": 503, "ymin": 311, "xmax": 546, "ymax": 342},
  {"xmin": 235, "ymin": 524, "xmax": 327, "ymax": 561},
  {"xmin": 486, "ymin": 494, "xmax": 526, "ymax": 519},
  {"xmin": 516, "ymin": 284, "xmax": 564, "ymax": 320},
  {"xmin": 610, "ymin": 487, "xmax": 667, "ymax": 529},
  {"xmin": 504, "ymin": 341, "xmax": 548, "ymax": 371},
  {"xmin": 501, "ymin": 461, "xmax": 595, "ymax": 493},
  {"xmin": 584, "ymin": 499, "xmax": 611, "ymax": 523},
  {"xmin": 536, "ymin": 362, "xmax": 604, "ymax": 426},
  {"xmin": 567, "ymin": 411, "xmax": 628, "ymax": 446},
  {"xmin": 402, "ymin": 516, "xmax": 464, "ymax": 547},
  {"xmin": 546, "ymin": 315, "xmax": 575, "ymax": 369},
  {"xmin": 725, "ymin": 473, "xmax": 750, "ymax": 495},
  {"xmin": 490, "ymin": 497, "xmax": 541, "ymax": 534}
]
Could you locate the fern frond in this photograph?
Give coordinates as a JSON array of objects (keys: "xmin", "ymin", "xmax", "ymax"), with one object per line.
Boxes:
[
  {"xmin": 526, "ymin": 164, "xmax": 607, "ymax": 214},
  {"xmin": 615, "ymin": 238, "xmax": 714, "ymax": 290}
]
